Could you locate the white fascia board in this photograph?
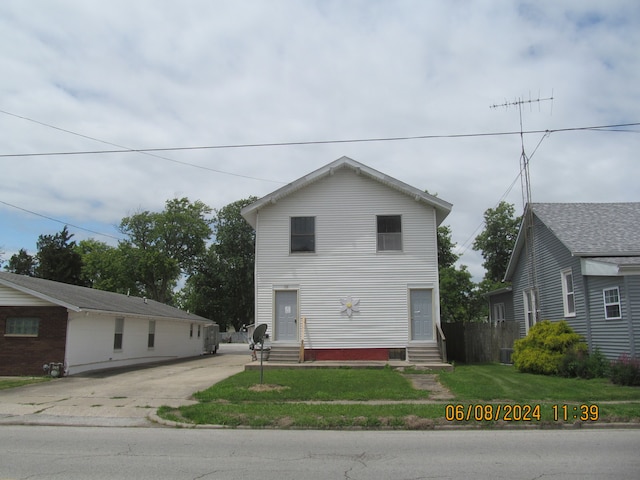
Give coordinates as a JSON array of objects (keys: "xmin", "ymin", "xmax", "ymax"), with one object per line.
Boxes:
[
  {"xmin": 581, "ymin": 259, "xmax": 621, "ymax": 276},
  {"xmin": 0, "ymin": 279, "xmax": 81, "ymax": 311}
]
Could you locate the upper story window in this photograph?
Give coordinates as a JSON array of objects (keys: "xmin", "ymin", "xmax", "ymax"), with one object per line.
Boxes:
[
  {"xmin": 377, "ymin": 215, "xmax": 402, "ymax": 251},
  {"xmin": 561, "ymin": 268, "xmax": 576, "ymax": 317},
  {"xmin": 5, "ymin": 317, "xmax": 40, "ymax": 337},
  {"xmin": 291, "ymin": 216, "xmax": 315, "ymax": 253},
  {"xmin": 603, "ymin": 287, "xmax": 622, "ymax": 320}
]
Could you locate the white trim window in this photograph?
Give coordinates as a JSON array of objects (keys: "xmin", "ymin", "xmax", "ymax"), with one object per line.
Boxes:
[
  {"xmin": 377, "ymin": 215, "xmax": 402, "ymax": 251},
  {"xmin": 561, "ymin": 268, "xmax": 576, "ymax": 317},
  {"xmin": 603, "ymin": 287, "xmax": 622, "ymax": 320},
  {"xmin": 148, "ymin": 320, "xmax": 156, "ymax": 349},
  {"xmin": 290, "ymin": 216, "xmax": 315, "ymax": 253},
  {"xmin": 114, "ymin": 317, "xmax": 124, "ymax": 350},
  {"xmin": 523, "ymin": 288, "xmax": 539, "ymax": 334}
]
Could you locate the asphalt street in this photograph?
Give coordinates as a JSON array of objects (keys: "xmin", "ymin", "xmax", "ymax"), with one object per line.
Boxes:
[{"xmin": 1, "ymin": 426, "xmax": 639, "ymax": 480}]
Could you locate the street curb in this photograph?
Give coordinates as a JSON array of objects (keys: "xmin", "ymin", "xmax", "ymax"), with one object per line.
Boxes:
[{"xmin": 147, "ymin": 412, "xmax": 640, "ymax": 431}]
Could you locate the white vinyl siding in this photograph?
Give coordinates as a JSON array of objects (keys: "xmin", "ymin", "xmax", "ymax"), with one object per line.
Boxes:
[
  {"xmin": 254, "ymin": 167, "xmax": 440, "ymax": 349},
  {"xmin": 561, "ymin": 268, "xmax": 576, "ymax": 317}
]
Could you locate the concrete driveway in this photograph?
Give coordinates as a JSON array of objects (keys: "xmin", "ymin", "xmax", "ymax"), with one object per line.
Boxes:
[{"xmin": 0, "ymin": 343, "xmax": 250, "ymax": 427}]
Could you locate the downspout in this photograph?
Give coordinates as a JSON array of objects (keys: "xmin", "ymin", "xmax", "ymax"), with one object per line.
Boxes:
[
  {"xmin": 582, "ymin": 275, "xmax": 593, "ymax": 352},
  {"xmin": 623, "ymin": 276, "xmax": 636, "ymax": 357}
]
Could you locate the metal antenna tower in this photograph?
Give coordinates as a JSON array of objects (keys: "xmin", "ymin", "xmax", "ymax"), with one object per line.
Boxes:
[{"xmin": 491, "ymin": 92, "xmax": 553, "ymax": 329}]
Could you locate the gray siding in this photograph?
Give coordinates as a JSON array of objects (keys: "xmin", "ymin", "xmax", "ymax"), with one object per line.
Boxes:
[
  {"xmin": 511, "ymin": 214, "xmax": 586, "ymax": 338},
  {"xmin": 586, "ymin": 276, "xmax": 637, "ymax": 360},
  {"xmin": 254, "ymin": 167, "xmax": 440, "ymax": 349}
]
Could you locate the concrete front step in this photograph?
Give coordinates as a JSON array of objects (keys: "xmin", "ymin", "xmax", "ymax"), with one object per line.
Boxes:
[
  {"xmin": 267, "ymin": 345, "xmax": 300, "ymax": 363},
  {"xmin": 407, "ymin": 345, "xmax": 444, "ymax": 364}
]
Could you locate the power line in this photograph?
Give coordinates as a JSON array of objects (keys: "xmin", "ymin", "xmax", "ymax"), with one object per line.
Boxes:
[
  {"xmin": 0, "ymin": 199, "xmax": 123, "ymax": 241},
  {"xmin": 0, "ymin": 109, "xmax": 286, "ymax": 184},
  {"xmin": 0, "ymin": 121, "xmax": 638, "ymax": 159}
]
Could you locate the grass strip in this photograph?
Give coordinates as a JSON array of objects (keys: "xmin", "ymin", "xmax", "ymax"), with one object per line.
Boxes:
[
  {"xmin": 160, "ymin": 401, "xmax": 640, "ymax": 429},
  {"xmin": 0, "ymin": 377, "xmax": 50, "ymax": 391}
]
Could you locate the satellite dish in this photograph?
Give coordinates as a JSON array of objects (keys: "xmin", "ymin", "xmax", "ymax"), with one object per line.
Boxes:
[{"xmin": 253, "ymin": 324, "xmax": 267, "ymax": 344}]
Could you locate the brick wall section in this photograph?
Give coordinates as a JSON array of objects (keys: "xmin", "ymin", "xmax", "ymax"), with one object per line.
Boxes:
[{"xmin": 0, "ymin": 306, "xmax": 68, "ymax": 376}]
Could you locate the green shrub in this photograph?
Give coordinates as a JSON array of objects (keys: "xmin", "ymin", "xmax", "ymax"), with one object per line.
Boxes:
[
  {"xmin": 610, "ymin": 354, "xmax": 640, "ymax": 386},
  {"xmin": 559, "ymin": 346, "xmax": 609, "ymax": 379},
  {"xmin": 512, "ymin": 320, "xmax": 587, "ymax": 375}
]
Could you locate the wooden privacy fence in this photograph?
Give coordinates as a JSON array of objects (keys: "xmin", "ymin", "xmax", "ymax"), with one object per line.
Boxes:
[{"xmin": 442, "ymin": 321, "xmax": 520, "ymax": 364}]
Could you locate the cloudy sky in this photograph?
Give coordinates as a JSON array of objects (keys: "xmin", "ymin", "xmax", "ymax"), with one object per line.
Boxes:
[{"xmin": 1, "ymin": 0, "xmax": 639, "ymax": 281}]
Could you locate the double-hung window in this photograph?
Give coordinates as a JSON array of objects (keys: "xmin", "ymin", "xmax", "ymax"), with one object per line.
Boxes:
[
  {"xmin": 148, "ymin": 320, "xmax": 156, "ymax": 348},
  {"xmin": 114, "ymin": 317, "xmax": 124, "ymax": 350},
  {"xmin": 377, "ymin": 215, "xmax": 402, "ymax": 251},
  {"xmin": 561, "ymin": 269, "xmax": 576, "ymax": 317},
  {"xmin": 603, "ymin": 287, "xmax": 622, "ymax": 319},
  {"xmin": 523, "ymin": 288, "xmax": 539, "ymax": 333},
  {"xmin": 290, "ymin": 217, "xmax": 315, "ymax": 253}
]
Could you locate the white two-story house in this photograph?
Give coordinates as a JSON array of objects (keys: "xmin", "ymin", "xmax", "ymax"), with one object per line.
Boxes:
[{"xmin": 241, "ymin": 156, "xmax": 452, "ymax": 363}]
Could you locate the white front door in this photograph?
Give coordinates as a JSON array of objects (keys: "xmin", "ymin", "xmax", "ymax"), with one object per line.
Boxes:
[
  {"xmin": 275, "ymin": 290, "xmax": 298, "ymax": 341},
  {"xmin": 410, "ymin": 289, "xmax": 433, "ymax": 340}
]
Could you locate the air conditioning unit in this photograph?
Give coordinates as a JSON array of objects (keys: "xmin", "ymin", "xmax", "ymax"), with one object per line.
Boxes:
[{"xmin": 500, "ymin": 348, "xmax": 514, "ymax": 364}]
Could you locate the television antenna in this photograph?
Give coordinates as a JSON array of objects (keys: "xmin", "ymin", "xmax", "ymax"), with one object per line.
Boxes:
[{"xmin": 491, "ymin": 92, "xmax": 553, "ymax": 326}]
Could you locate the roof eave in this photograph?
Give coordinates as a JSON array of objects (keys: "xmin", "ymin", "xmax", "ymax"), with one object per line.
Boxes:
[
  {"xmin": 0, "ymin": 278, "xmax": 81, "ymax": 312},
  {"xmin": 240, "ymin": 156, "xmax": 453, "ymax": 227}
]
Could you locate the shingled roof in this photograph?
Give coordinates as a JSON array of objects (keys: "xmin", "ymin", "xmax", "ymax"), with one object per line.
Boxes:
[
  {"xmin": 532, "ymin": 203, "xmax": 640, "ymax": 256},
  {"xmin": 0, "ymin": 271, "xmax": 212, "ymax": 323},
  {"xmin": 505, "ymin": 202, "xmax": 640, "ymax": 280}
]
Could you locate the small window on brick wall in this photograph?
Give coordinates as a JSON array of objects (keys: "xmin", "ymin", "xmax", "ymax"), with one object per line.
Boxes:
[{"xmin": 5, "ymin": 317, "xmax": 40, "ymax": 337}]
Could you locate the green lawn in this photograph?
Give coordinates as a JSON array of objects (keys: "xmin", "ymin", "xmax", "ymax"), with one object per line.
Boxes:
[
  {"xmin": 0, "ymin": 377, "xmax": 50, "ymax": 391},
  {"xmin": 160, "ymin": 364, "xmax": 640, "ymax": 429}
]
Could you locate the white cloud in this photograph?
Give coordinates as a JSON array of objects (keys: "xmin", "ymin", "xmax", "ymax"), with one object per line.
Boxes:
[{"xmin": 1, "ymin": 0, "xmax": 639, "ymax": 280}]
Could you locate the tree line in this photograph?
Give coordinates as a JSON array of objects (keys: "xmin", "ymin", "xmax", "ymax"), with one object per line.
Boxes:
[{"xmin": 1, "ymin": 197, "xmax": 519, "ymax": 329}]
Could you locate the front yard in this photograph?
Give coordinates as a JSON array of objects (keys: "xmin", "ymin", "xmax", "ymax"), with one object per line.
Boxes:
[{"xmin": 158, "ymin": 364, "xmax": 640, "ymax": 429}]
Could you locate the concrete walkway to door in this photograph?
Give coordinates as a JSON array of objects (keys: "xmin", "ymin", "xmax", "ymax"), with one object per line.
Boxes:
[{"xmin": 0, "ymin": 343, "xmax": 250, "ymax": 427}]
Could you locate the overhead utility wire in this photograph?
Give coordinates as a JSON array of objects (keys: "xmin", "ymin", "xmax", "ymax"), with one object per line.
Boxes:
[
  {"xmin": 0, "ymin": 199, "xmax": 123, "ymax": 241},
  {"xmin": 454, "ymin": 131, "xmax": 551, "ymax": 258},
  {"xmin": 0, "ymin": 109, "xmax": 285, "ymax": 184},
  {"xmin": 0, "ymin": 122, "xmax": 638, "ymax": 159}
]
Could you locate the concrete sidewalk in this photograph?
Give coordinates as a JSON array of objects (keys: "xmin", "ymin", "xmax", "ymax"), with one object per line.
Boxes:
[{"xmin": 0, "ymin": 344, "xmax": 249, "ymax": 427}]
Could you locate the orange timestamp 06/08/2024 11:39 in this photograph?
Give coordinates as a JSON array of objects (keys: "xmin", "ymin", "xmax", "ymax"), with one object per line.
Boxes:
[{"xmin": 445, "ymin": 404, "xmax": 600, "ymax": 422}]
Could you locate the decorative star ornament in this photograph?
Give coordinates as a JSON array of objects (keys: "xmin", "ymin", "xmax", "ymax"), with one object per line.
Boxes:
[{"xmin": 340, "ymin": 296, "xmax": 360, "ymax": 317}]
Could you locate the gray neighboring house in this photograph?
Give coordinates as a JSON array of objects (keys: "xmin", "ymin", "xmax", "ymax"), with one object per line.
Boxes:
[{"xmin": 502, "ymin": 202, "xmax": 640, "ymax": 360}]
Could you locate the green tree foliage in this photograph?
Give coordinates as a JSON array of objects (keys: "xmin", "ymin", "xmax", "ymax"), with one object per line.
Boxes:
[
  {"xmin": 76, "ymin": 239, "xmax": 142, "ymax": 296},
  {"xmin": 512, "ymin": 320, "xmax": 587, "ymax": 375},
  {"xmin": 472, "ymin": 201, "xmax": 521, "ymax": 284},
  {"xmin": 182, "ymin": 197, "xmax": 256, "ymax": 331},
  {"xmin": 118, "ymin": 198, "xmax": 213, "ymax": 304},
  {"xmin": 5, "ymin": 248, "xmax": 36, "ymax": 275},
  {"xmin": 35, "ymin": 226, "xmax": 85, "ymax": 285},
  {"xmin": 437, "ymin": 225, "xmax": 483, "ymax": 323}
]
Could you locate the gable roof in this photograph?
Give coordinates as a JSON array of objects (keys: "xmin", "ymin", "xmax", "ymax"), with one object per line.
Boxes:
[
  {"xmin": 0, "ymin": 272, "xmax": 212, "ymax": 322},
  {"xmin": 505, "ymin": 202, "xmax": 640, "ymax": 280},
  {"xmin": 241, "ymin": 156, "xmax": 452, "ymax": 227}
]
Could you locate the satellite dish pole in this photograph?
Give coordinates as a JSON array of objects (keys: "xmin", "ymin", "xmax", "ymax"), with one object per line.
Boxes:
[{"xmin": 252, "ymin": 324, "xmax": 268, "ymax": 384}]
